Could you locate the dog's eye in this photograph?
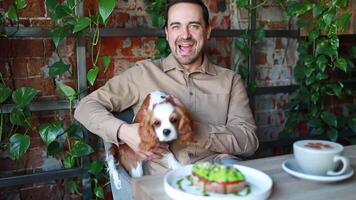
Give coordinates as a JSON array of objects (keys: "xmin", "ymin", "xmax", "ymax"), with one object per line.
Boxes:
[
  {"xmin": 153, "ymin": 120, "xmax": 161, "ymax": 127},
  {"xmin": 170, "ymin": 117, "xmax": 177, "ymax": 123}
]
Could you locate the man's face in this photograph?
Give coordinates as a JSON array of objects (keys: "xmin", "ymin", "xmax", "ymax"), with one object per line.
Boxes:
[{"xmin": 165, "ymin": 3, "xmax": 211, "ymax": 70}]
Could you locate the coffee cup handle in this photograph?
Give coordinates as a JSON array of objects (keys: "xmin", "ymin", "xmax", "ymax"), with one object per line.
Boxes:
[{"xmin": 326, "ymin": 155, "xmax": 351, "ymax": 176}]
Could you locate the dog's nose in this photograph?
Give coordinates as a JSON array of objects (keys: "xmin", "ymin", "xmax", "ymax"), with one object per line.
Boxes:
[{"xmin": 163, "ymin": 129, "xmax": 171, "ymax": 136}]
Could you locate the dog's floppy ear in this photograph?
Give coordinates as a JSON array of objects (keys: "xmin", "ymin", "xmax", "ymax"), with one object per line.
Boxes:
[
  {"xmin": 138, "ymin": 109, "xmax": 159, "ymax": 151},
  {"xmin": 175, "ymin": 105, "xmax": 195, "ymax": 144}
]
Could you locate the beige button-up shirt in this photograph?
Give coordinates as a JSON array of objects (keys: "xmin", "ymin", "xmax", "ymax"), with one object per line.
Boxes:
[{"xmin": 74, "ymin": 54, "xmax": 258, "ymax": 175}]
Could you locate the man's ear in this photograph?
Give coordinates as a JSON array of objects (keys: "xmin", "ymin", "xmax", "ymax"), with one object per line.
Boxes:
[{"xmin": 165, "ymin": 27, "xmax": 168, "ymax": 40}]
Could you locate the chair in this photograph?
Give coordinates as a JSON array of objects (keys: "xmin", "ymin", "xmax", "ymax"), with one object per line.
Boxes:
[{"xmin": 103, "ymin": 108, "xmax": 137, "ymax": 200}]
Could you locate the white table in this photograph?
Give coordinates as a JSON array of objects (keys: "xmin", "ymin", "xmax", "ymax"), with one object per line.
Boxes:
[{"xmin": 132, "ymin": 145, "xmax": 356, "ymax": 200}]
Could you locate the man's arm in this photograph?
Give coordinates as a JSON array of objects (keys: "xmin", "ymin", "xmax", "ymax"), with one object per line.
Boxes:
[
  {"xmin": 193, "ymin": 74, "xmax": 258, "ymax": 157},
  {"xmin": 74, "ymin": 73, "xmax": 140, "ymax": 146}
]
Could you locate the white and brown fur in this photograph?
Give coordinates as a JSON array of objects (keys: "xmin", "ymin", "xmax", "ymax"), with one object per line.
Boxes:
[{"xmin": 106, "ymin": 91, "xmax": 195, "ymax": 189}]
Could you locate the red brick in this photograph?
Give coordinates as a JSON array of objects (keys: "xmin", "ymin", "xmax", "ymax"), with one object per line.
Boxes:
[
  {"xmin": 12, "ymin": 58, "xmax": 28, "ymax": 78},
  {"xmin": 0, "ymin": 59, "xmax": 11, "ymax": 78},
  {"xmin": 83, "ymin": 0, "xmax": 98, "ymax": 17},
  {"xmin": 275, "ymin": 38, "xmax": 284, "ymax": 49},
  {"xmin": 108, "ymin": 12, "xmax": 130, "ymax": 27},
  {"xmin": 19, "ymin": 183, "xmax": 64, "ymax": 200},
  {"xmin": 100, "ymin": 37, "xmax": 124, "ymax": 56},
  {"xmin": 18, "ymin": 0, "xmax": 46, "ymax": 17},
  {"xmin": 11, "ymin": 39, "xmax": 44, "ymax": 58},
  {"xmin": 29, "ymin": 19, "xmax": 54, "ymax": 27},
  {"xmin": 43, "ymin": 39, "xmax": 56, "ymax": 58},
  {"xmin": 14, "ymin": 78, "xmax": 55, "ymax": 96},
  {"xmin": 0, "ymin": 38, "xmax": 11, "ymax": 57},
  {"xmin": 27, "ymin": 58, "xmax": 45, "ymax": 77},
  {"xmin": 256, "ymin": 52, "xmax": 267, "ymax": 65}
]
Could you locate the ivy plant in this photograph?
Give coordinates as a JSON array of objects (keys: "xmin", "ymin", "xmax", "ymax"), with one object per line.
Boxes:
[
  {"xmin": 0, "ymin": 0, "xmax": 27, "ymax": 37},
  {"xmin": 283, "ymin": 0, "xmax": 355, "ymax": 141},
  {"xmin": 146, "ymin": 0, "xmax": 171, "ymax": 58}
]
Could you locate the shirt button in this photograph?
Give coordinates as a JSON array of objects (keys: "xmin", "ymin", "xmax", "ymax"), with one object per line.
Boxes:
[{"xmin": 189, "ymin": 92, "xmax": 193, "ymax": 96}]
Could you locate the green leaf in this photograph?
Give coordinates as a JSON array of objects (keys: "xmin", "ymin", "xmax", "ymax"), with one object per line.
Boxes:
[
  {"xmin": 327, "ymin": 128, "xmax": 338, "ymax": 141},
  {"xmin": 47, "ymin": 141, "xmax": 62, "ymax": 156},
  {"xmin": 102, "ymin": 56, "xmax": 111, "ymax": 73},
  {"xmin": 67, "ymin": 123, "xmax": 84, "ymax": 139},
  {"xmin": 308, "ymin": 28, "xmax": 319, "ymax": 41},
  {"xmin": 64, "ymin": 154, "xmax": 75, "ymax": 168},
  {"xmin": 349, "ymin": 117, "xmax": 356, "ymax": 132},
  {"xmin": 351, "ymin": 46, "xmax": 356, "ymax": 59},
  {"xmin": 339, "ymin": 13, "xmax": 352, "ymax": 32},
  {"xmin": 51, "ymin": 4, "xmax": 72, "ymax": 20},
  {"xmin": 297, "ymin": 18, "xmax": 309, "ymax": 28},
  {"xmin": 94, "ymin": 185, "xmax": 104, "ymax": 199},
  {"xmin": 151, "ymin": 14, "xmax": 165, "ymax": 28},
  {"xmin": 322, "ymin": 10, "xmax": 335, "ymax": 26},
  {"xmin": 330, "ymin": 82, "xmax": 343, "ymax": 98},
  {"xmin": 316, "ymin": 55, "xmax": 328, "ymax": 72},
  {"xmin": 5, "ymin": 5, "xmax": 18, "ymax": 21},
  {"xmin": 50, "ymin": 27, "xmax": 72, "ymax": 47},
  {"xmin": 334, "ymin": 0, "xmax": 348, "ymax": 8},
  {"xmin": 236, "ymin": 0, "xmax": 249, "ymax": 8},
  {"xmin": 9, "ymin": 133, "xmax": 30, "ymax": 160},
  {"xmin": 87, "ymin": 66, "xmax": 99, "ymax": 86},
  {"xmin": 15, "ymin": 0, "xmax": 27, "ymax": 9},
  {"xmin": 310, "ymin": 127, "xmax": 324, "ymax": 135},
  {"xmin": 65, "ymin": 180, "xmax": 79, "ymax": 194},
  {"xmin": 12, "ymin": 87, "xmax": 38, "ymax": 107},
  {"xmin": 89, "ymin": 160, "xmax": 105, "ymax": 175},
  {"xmin": 99, "ymin": 0, "xmax": 116, "ymax": 22},
  {"xmin": 304, "ymin": 66, "xmax": 315, "ymax": 77},
  {"xmin": 247, "ymin": 81, "xmax": 257, "ymax": 93},
  {"xmin": 70, "ymin": 141, "xmax": 94, "ymax": 157},
  {"xmin": 73, "ymin": 17, "xmax": 91, "ymax": 33},
  {"xmin": 238, "ymin": 65, "xmax": 248, "ymax": 79},
  {"xmin": 321, "ymin": 111, "xmax": 337, "ymax": 127},
  {"xmin": 312, "ymin": 4, "xmax": 324, "ymax": 17},
  {"xmin": 49, "ymin": 61, "xmax": 70, "ymax": 77},
  {"xmin": 335, "ymin": 57, "xmax": 347, "ymax": 72},
  {"xmin": 38, "ymin": 122, "xmax": 64, "ymax": 145},
  {"xmin": 287, "ymin": 1, "xmax": 314, "ymax": 17},
  {"xmin": 316, "ymin": 41, "xmax": 336, "ymax": 57},
  {"xmin": 57, "ymin": 82, "xmax": 76, "ymax": 101},
  {"xmin": 46, "ymin": 0, "xmax": 58, "ymax": 12},
  {"xmin": 155, "ymin": 38, "xmax": 168, "ymax": 52},
  {"xmin": 10, "ymin": 107, "xmax": 30, "ymax": 126},
  {"xmin": 255, "ymin": 27, "xmax": 265, "ymax": 42},
  {"xmin": 0, "ymin": 84, "xmax": 12, "ymax": 103}
]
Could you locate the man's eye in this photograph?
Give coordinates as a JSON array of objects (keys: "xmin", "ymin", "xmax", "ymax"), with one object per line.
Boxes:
[
  {"xmin": 153, "ymin": 120, "xmax": 161, "ymax": 127},
  {"xmin": 190, "ymin": 24, "xmax": 200, "ymax": 29}
]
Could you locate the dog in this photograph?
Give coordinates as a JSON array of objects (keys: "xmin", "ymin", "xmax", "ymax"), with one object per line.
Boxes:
[{"xmin": 106, "ymin": 91, "xmax": 195, "ymax": 189}]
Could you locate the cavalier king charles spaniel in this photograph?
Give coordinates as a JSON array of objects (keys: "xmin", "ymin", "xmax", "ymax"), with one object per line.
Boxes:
[{"xmin": 106, "ymin": 91, "xmax": 195, "ymax": 189}]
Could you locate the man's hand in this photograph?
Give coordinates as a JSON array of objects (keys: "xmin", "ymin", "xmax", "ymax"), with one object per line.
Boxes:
[{"xmin": 117, "ymin": 123, "xmax": 169, "ymax": 160}]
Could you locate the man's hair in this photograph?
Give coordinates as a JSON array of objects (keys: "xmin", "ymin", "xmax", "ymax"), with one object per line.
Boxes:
[{"xmin": 164, "ymin": 0, "xmax": 210, "ymax": 27}]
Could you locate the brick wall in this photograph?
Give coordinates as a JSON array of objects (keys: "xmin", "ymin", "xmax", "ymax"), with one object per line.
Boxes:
[{"xmin": 0, "ymin": 0, "xmax": 354, "ymax": 199}]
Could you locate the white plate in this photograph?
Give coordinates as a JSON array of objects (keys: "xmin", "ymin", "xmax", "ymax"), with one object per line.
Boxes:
[
  {"xmin": 282, "ymin": 159, "xmax": 354, "ymax": 183},
  {"xmin": 164, "ymin": 164, "xmax": 273, "ymax": 200}
]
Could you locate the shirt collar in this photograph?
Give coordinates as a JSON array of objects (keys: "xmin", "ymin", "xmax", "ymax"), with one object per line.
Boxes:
[{"xmin": 162, "ymin": 53, "xmax": 217, "ymax": 76}]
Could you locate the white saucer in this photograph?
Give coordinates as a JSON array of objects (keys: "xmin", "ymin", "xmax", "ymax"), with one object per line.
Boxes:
[{"xmin": 282, "ymin": 159, "xmax": 354, "ymax": 183}]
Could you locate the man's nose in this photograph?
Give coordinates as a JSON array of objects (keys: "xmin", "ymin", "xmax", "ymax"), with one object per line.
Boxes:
[{"xmin": 181, "ymin": 27, "xmax": 191, "ymax": 39}]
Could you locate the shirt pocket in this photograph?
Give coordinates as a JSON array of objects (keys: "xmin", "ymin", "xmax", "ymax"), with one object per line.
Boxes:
[{"xmin": 195, "ymin": 93, "xmax": 229, "ymax": 125}]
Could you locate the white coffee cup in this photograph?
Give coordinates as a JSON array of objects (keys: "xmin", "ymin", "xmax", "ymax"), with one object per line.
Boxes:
[{"xmin": 293, "ymin": 140, "xmax": 350, "ymax": 176}]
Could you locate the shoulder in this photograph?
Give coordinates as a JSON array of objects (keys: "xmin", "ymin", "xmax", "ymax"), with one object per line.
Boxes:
[
  {"xmin": 209, "ymin": 63, "xmax": 242, "ymax": 80},
  {"xmin": 125, "ymin": 58, "xmax": 164, "ymax": 74}
]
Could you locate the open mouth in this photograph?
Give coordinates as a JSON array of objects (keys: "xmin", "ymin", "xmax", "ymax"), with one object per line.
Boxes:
[{"xmin": 177, "ymin": 42, "xmax": 194, "ymax": 57}]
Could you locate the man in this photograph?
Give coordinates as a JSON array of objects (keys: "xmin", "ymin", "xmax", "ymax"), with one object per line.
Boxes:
[{"xmin": 75, "ymin": 0, "xmax": 258, "ymax": 198}]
